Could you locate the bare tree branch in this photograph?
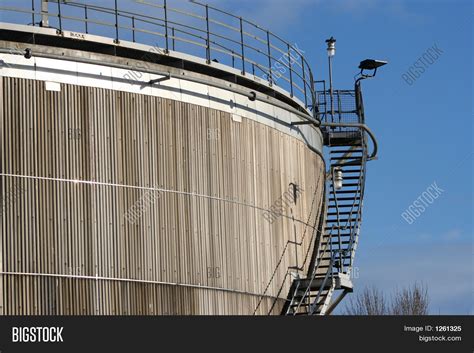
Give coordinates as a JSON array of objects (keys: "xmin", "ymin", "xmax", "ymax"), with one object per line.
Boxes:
[
  {"xmin": 344, "ymin": 283, "xmax": 430, "ymax": 315},
  {"xmin": 391, "ymin": 283, "xmax": 429, "ymax": 315},
  {"xmin": 344, "ymin": 286, "xmax": 388, "ymax": 315}
]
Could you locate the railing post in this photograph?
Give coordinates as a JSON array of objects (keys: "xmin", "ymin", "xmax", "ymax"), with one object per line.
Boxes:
[
  {"xmin": 114, "ymin": 0, "xmax": 119, "ymax": 43},
  {"xmin": 301, "ymin": 56, "xmax": 308, "ymax": 108},
  {"xmin": 329, "ymin": 223, "xmax": 333, "ymax": 264},
  {"xmin": 239, "ymin": 17, "xmax": 245, "ymax": 75},
  {"xmin": 163, "ymin": 0, "xmax": 169, "ymax": 53},
  {"xmin": 288, "ymin": 43, "xmax": 294, "ymax": 97},
  {"xmin": 205, "ymin": 5, "xmax": 211, "ymax": 63},
  {"xmin": 84, "ymin": 6, "xmax": 88, "ymax": 34},
  {"xmin": 337, "ymin": 91, "xmax": 342, "ymax": 123},
  {"xmin": 355, "ymin": 81, "xmax": 365, "ymax": 124},
  {"xmin": 322, "ymin": 80, "xmax": 327, "ymax": 121},
  {"xmin": 31, "ymin": 0, "xmax": 35, "ymax": 26},
  {"xmin": 266, "ymin": 31, "xmax": 272, "ymax": 86},
  {"xmin": 131, "ymin": 16, "xmax": 135, "ymax": 42},
  {"xmin": 330, "ymin": 253, "xmax": 334, "ymax": 282},
  {"xmin": 311, "ymin": 74, "xmax": 318, "ymax": 119},
  {"xmin": 172, "ymin": 27, "xmax": 175, "ymax": 51},
  {"xmin": 56, "ymin": 0, "xmax": 62, "ymax": 33}
]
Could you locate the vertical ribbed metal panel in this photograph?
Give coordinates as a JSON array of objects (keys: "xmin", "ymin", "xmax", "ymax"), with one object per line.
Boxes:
[{"xmin": 0, "ymin": 77, "xmax": 325, "ymax": 315}]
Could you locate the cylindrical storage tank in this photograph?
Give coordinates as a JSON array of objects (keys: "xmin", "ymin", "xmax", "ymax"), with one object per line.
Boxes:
[{"xmin": 0, "ymin": 2, "xmax": 325, "ymax": 315}]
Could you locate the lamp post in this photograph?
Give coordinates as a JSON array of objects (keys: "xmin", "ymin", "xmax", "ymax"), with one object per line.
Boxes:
[
  {"xmin": 326, "ymin": 37, "xmax": 336, "ymax": 123},
  {"xmin": 355, "ymin": 59, "xmax": 388, "ymax": 123}
]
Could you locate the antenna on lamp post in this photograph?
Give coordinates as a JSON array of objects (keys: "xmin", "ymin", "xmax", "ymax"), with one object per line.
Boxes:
[{"xmin": 326, "ymin": 36, "xmax": 336, "ymax": 123}]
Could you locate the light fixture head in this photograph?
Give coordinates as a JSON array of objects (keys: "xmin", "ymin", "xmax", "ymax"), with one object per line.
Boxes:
[
  {"xmin": 356, "ymin": 59, "xmax": 388, "ymax": 82},
  {"xmin": 358, "ymin": 59, "xmax": 388, "ymax": 71},
  {"xmin": 326, "ymin": 36, "xmax": 336, "ymax": 57}
]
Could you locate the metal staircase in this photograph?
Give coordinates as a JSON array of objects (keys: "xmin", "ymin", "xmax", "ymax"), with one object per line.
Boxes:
[
  {"xmin": 283, "ymin": 82, "xmax": 372, "ymax": 316},
  {"xmin": 254, "ymin": 53, "xmax": 383, "ymax": 316}
]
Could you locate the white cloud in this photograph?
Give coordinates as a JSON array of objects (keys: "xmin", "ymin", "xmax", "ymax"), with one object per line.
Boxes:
[
  {"xmin": 200, "ymin": 0, "xmax": 431, "ymax": 33},
  {"xmin": 442, "ymin": 228, "xmax": 462, "ymax": 241},
  {"xmin": 204, "ymin": 0, "xmax": 318, "ymax": 31}
]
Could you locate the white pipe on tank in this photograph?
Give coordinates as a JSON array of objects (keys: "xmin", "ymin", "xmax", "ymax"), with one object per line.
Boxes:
[{"xmin": 41, "ymin": 0, "xmax": 49, "ymax": 27}]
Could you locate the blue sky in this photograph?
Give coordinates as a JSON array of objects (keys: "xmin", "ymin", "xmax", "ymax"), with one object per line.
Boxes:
[{"xmin": 2, "ymin": 0, "xmax": 472, "ymax": 314}]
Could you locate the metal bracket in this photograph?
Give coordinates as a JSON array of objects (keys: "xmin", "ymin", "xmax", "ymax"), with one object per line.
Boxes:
[
  {"xmin": 290, "ymin": 120, "xmax": 314, "ymax": 126},
  {"xmin": 335, "ymin": 272, "xmax": 353, "ymax": 290},
  {"xmin": 149, "ymin": 74, "xmax": 171, "ymax": 85},
  {"xmin": 324, "ymin": 289, "xmax": 350, "ymax": 315}
]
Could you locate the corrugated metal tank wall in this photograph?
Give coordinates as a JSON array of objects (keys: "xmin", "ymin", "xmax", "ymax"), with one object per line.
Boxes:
[{"xmin": 0, "ymin": 76, "xmax": 325, "ymax": 315}]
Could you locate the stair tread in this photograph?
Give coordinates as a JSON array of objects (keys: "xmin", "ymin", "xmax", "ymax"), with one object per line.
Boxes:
[
  {"xmin": 319, "ymin": 240, "xmax": 350, "ymax": 245},
  {"xmin": 330, "ymin": 156, "xmax": 363, "ymax": 161},
  {"xmin": 337, "ymin": 169, "xmax": 362, "ymax": 173},
  {"xmin": 320, "ymin": 255, "xmax": 351, "ymax": 260},
  {"xmin": 329, "ymin": 190, "xmax": 361, "ymax": 194},
  {"xmin": 328, "ymin": 203, "xmax": 360, "ymax": 207},
  {"xmin": 321, "ymin": 233, "xmax": 350, "ymax": 239},
  {"xmin": 329, "ymin": 198, "xmax": 361, "ymax": 202},
  {"xmin": 331, "ymin": 161, "xmax": 362, "ymax": 166},
  {"xmin": 327, "ymin": 211, "xmax": 359, "ymax": 215},
  {"xmin": 326, "ymin": 218, "xmax": 360, "ymax": 223},
  {"xmin": 341, "ymin": 176, "xmax": 363, "ymax": 180},
  {"xmin": 325, "ymin": 226, "xmax": 356, "ymax": 230},
  {"xmin": 330, "ymin": 149, "xmax": 364, "ymax": 154},
  {"xmin": 290, "ymin": 277, "xmax": 333, "ymax": 292}
]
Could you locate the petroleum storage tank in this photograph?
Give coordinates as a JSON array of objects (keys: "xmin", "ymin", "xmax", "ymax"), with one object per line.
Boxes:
[{"xmin": 0, "ymin": 1, "xmax": 325, "ymax": 315}]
